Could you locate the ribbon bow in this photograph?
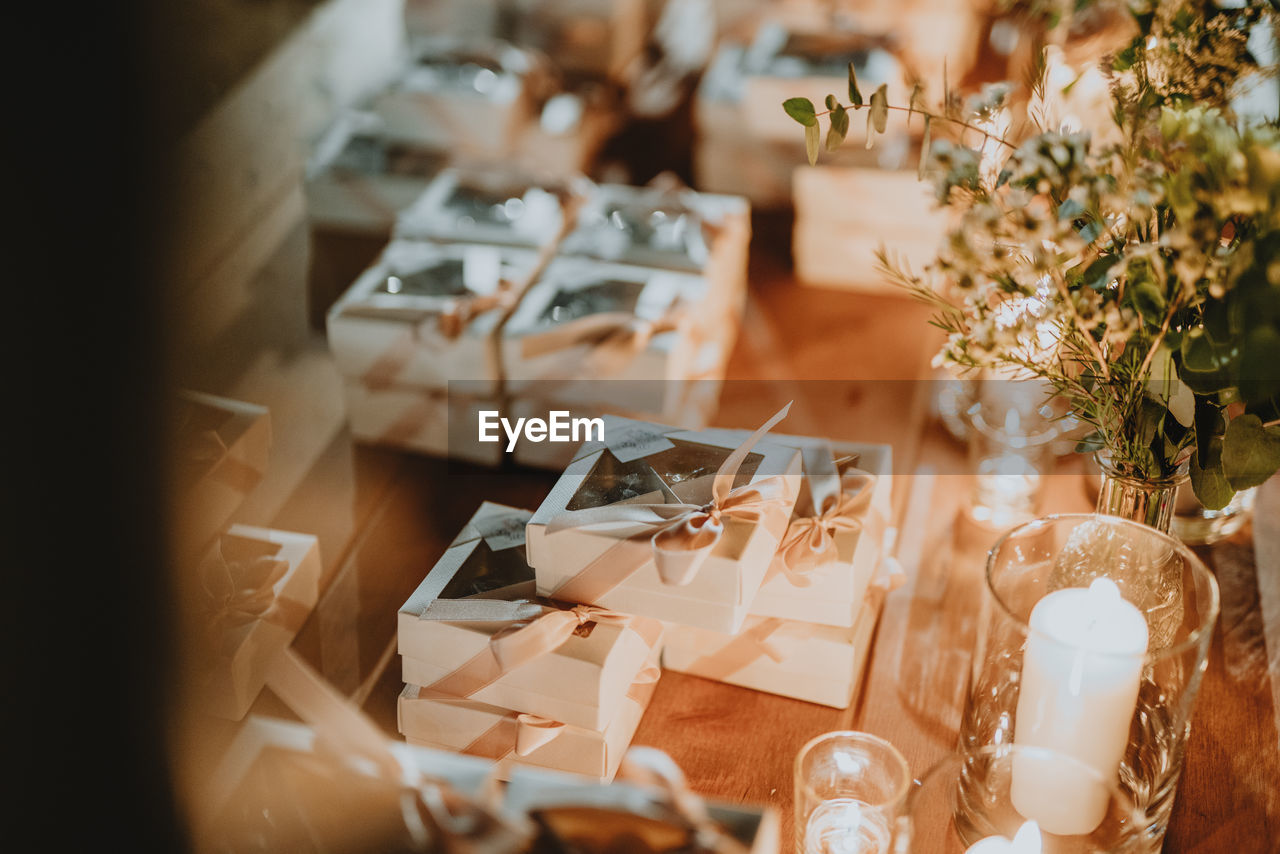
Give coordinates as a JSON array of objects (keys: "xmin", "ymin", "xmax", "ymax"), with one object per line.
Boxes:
[
  {"xmin": 488, "ymin": 603, "xmax": 647, "ymax": 673},
  {"xmin": 200, "ymin": 539, "xmax": 291, "ymax": 651},
  {"xmin": 520, "ymin": 308, "xmax": 683, "ymax": 376},
  {"xmin": 546, "ymin": 403, "xmax": 795, "ymax": 601},
  {"xmin": 772, "ymin": 468, "xmax": 877, "ymax": 586}
]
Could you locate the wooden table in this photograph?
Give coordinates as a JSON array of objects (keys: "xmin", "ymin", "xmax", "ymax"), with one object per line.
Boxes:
[{"xmin": 230, "ymin": 234, "xmax": 1280, "ymax": 853}]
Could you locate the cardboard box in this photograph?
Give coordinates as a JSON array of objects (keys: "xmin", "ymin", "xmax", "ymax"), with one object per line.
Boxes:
[
  {"xmin": 174, "ymin": 391, "xmax": 272, "ymax": 553},
  {"xmin": 747, "ymin": 437, "xmax": 893, "ymax": 627},
  {"xmin": 526, "ymin": 414, "xmax": 802, "ymax": 633},
  {"xmin": 399, "ymin": 501, "xmax": 664, "ymax": 730},
  {"xmin": 327, "ymin": 240, "xmax": 541, "ymax": 395},
  {"xmin": 198, "ymin": 526, "xmax": 322, "ymax": 720},
  {"xmin": 499, "ymin": 258, "xmax": 707, "ymax": 415},
  {"xmin": 394, "ymin": 167, "xmax": 571, "ymax": 249},
  {"xmin": 398, "ymin": 654, "xmax": 656, "ymax": 782},
  {"xmin": 341, "ymin": 381, "xmax": 503, "ymax": 464}
]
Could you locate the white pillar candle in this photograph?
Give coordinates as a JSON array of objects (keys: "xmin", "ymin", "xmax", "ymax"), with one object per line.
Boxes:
[
  {"xmin": 965, "ymin": 821, "xmax": 1042, "ymax": 854},
  {"xmin": 1012, "ymin": 578, "xmax": 1148, "ymax": 835}
]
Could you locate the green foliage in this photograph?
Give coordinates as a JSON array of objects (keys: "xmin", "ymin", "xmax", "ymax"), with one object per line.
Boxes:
[{"xmin": 783, "ymin": 98, "xmax": 816, "ymax": 127}]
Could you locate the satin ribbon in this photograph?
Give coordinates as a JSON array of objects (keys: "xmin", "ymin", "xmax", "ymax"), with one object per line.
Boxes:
[
  {"xmin": 264, "ymin": 649, "xmax": 518, "ymax": 850},
  {"xmin": 545, "ymin": 403, "xmax": 795, "ymax": 601},
  {"xmin": 686, "ymin": 618, "xmax": 788, "ymax": 680},
  {"xmin": 769, "ymin": 462, "xmax": 879, "ymax": 587},
  {"xmin": 180, "ymin": 411, "xmax": 264, "ymax": 496},
  {"xmin": 519, "ymin": 308, "xmax": 683, "ymax": 371},
  {"xmin": 200, "ymin": 536, "xmax": 311, "ymax": 654},
  {"xmin": 422, "ymin": 599, "xmax": 663, "ymax": 700}
]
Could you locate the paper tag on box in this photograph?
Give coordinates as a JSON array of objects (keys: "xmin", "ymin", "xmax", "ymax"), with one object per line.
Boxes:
[
  {"xmin": 605, "ymin": 421, "xmax": 676, "ymax": 463},
  {"xmin": 463, "ymin": 246, "xmax": 502, "ymax": 297}
]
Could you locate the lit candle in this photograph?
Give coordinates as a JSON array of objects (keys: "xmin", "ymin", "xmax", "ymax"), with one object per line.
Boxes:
[
  {"xmin": 965, "ymin": 821, "xmax": 1042, "ymax": 854},
  {"xmin": 1012, "ymin": 578, "xmax": 1148, "ymax": 835}
]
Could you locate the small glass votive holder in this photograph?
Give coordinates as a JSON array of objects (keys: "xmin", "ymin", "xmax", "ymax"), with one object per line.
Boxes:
[
  {"xmin": 895, "ymin": 744, "xmax": 1147, "ymax": 853},
  {"xmin": 794, "ymin": 731, "xmax": 911, "ymax": 854},
  {"xmin": 967, "ymin": 404, "xmax": 1058, "ymax": 529}
]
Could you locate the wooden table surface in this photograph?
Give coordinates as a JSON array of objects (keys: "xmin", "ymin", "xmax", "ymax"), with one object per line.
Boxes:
[{"xmin": 232, "ymin": 235, "xmax": 1280, "ymax": 853}]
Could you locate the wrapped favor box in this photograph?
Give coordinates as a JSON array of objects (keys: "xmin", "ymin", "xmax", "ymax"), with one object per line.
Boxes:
[
  {"xmin": 327, "ymin": 240, "xmax": 541, "ymax": 395},
  {"xmin": 204, "ymin": 715, "xmax": 515, "ymax": 853},
  {"xmin": 395, "ymin": 167, "xmax": 571, "ymax": 250},
  {"xmin": 513, "ymin": 85, "xmax": 621, "ymax": 179},
  {"xmin": 341, "ymin": 381, "xmax": 503, "ymax": 464},
  {"xmin": 661, "ymin": 613, "xmax": 877, "ymax": 709},
  {"xmin": 511, "ymin": 0, "xmax": 649, "ymax": 81},
  {"xmin": 747, "ymin": 436, "xmax": 893, "ymax": 628},
  {"xmin": 526, "ymin": 414, "xmax": 803, "ymax": 632},
  {"xmin": 372, "ymin": 39, "xmax": 543, "ymax": 155},
  {"xmin": 198, "ymin": 525, "xmax": 322, "ymax": 720},
  {"xmin": 499, "ymin": 258, "xmax": 707, "ymax": 416},
  {"xmin": 504, "ymin": 762, "xmax": 780, "ymax": 854},
  {"xmin": 174, "ymin": 391, "xmax": 272, "ymax": 553},
  {"xmin": 399, "ymin": 501, "xmax": 665, "ymax": 730},
  {"xmin": 398, "ymin": 654, "xmax": 657, "ymax": 782}
]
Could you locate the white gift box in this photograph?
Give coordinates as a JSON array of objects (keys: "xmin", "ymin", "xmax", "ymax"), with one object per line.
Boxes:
[
  {"xmin": 394, "ymin": 167, "xmax": 570, "ymax": 249},
  {"xmin": 398, "ymin": 656, "xmax": 656, "ymax": 782},
  {"xmin": 526, "ymin": 416, "xmax": 803, "ymax": 633},
  {"xmin": 199, "ymin": 526, "xmax": 322, "ymax": 720},
  {"xmin": 746, "ymin": 437, "xmax": 893, "ymax": 628},
  {"xmin": 513, "ymin": 87, "xmax": 621, "ymax": 179},
  {"xmin": 502, "ymin": 761, "xmax": 780, "ymax": 854},
  {"xmin": 305, "ymin": 112, "xmax": 449, "ymax": 236},
  {"xmin": 327, "ymin": 240, "xmax": 541, "ymax": 395},
  {"xmin": 500, "ymin": 258, "xmax": 707, "ymax": 415},
  {"xmin": 341, "ymin": 381, "xmax": 503, "ymax": 465},
  {"xmin": 174, "ymin": 391, "xmax": 272, "ymax": 553},
  {"xmin": 372, "ymin": 39, "xmax": 541, "ymax": 155},
  {"xmin": 399, "ymin": 501, "xmax": 665, "ymax": 730},
  {"xmin": 203, "ymin": 715, "xmax": 505, "ymax": 850},
  {"xmin": 661, "ymin": 610, "xmax": 879, "ymax": 709}
]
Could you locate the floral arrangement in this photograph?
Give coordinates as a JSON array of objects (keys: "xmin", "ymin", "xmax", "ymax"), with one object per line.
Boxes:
[{"xmin": 784, "ymin": 0, "xmax": 1280, "ymax": 508}]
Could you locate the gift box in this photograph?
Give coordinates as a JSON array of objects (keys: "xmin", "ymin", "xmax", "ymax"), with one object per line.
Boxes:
[
  {"xmin": 746, "ymin": 436, "xmax": 893, "ymax": 628},
  {"xmin": 399, "ymin": 501, "xmax": 665, "ymax": 730},
  {"xmin": 513, "ymin": 85, "xmax": 622, "ymax": 179},
  {"xmin": 525, "ymin": 408, "xmax": 803, "ymax": 633},
  {"xmin": 204, "ymin": 715, "xmax": 518, "ymax": 853},
  {"xmin": 174, "ymin": 391, "xmax": 272, "ymax": 553},
  {"xmin": 306, "ymin": 112, "xmax": 449, "ymax": 237},
  {"xmin": 499, "ymin": 258, "xmax": 708, "ymax": 416},
  {"xmin": 661, "ymin": 612, "xmax": 878, "ymax": 709},
  {"xmin": 510, "ymin": 0, "xmax": 649, "ymax": 81},
  {"xmin": 340, "ymin": 381, "xmax": 503, "ymax": 464},
  {"xmin": 503, "ymin": 751, "xmax": 781, "ymax": 854},
  {"xmin": 197, "ymin": 525, "xmax": 322, "ymax": 720},
  {"xmin": 372, "ymin": 39, "xmax": 543, "ymax": 155},
  {"xmin": 327, "ymin": 240, "xmax": 542, "ymax": 395},
  {"xmin": 398, "ymin": 653, "xmax": 658, "ymax": 782},
  {"xmin": 394, "ymin": 167, "xmax": 571, "ymax": 250}
]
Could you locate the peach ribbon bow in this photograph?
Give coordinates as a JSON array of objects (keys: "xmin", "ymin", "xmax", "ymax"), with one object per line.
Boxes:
[
  {"xmin": 770, "ymin": 464, "xmax": 878, "ymax": 587},
  {"xmin": 545, "ymin": 403, "xmax": 795, "ymax": 602}
]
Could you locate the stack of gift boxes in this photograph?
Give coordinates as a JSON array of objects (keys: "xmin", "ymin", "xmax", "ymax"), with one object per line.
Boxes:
[
  {"xmin": 174, "ymin": 391, "xmax": 324, "ymax": 721},
  {"xmin": 325, "ymin": 168, "xmax": 751, "ymax": 468},
  {"xmin": 393, "ymin": 406, "xmax": 896, "ymax": 781}
]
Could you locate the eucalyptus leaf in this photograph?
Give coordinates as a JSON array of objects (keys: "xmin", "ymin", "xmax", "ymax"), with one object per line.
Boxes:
[
  {"xmin": 1190, "ymin": 436, "xmax": 1234, "ymax": 510},
  {"xmin": 918, "ymin": 116, "xmax": 932, "ymax": 180},
  {"xmin": 1221, "ymin": 413, "xmax": 1280, "ymax": 490},
  {"xmin": 825, "ymin": 94, "xmax": 838, "ymax": 111},
  {"xmin": 827, "ymin": 105, "xmax": 848, "ymax": 152},
  {"xmin": 783, "ymin": 97, "xmax": 817, "ymax": 127},
  {"xmin": 908, "ymin": 82, "xmax": 923, "ymax": 122},
  {"xmin": 870, "ymin": 85, "xmax": 889, "ymax": 133},
  {"xmin": 805, "ymin": 122, "xmax": 820, "ymax": 165},
  {"xmin": 1237, "ymin": 325, "xmax": 1280, "ymax": 405},
  {"xmin": 847, "ymin": 62, "xmax": 862, "ymax": 107}
]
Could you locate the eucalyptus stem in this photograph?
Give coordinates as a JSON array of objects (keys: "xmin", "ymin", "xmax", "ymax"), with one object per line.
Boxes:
[{"xmin": 815, "ymin": 101, "xmax": 1018, "ymax": 150}]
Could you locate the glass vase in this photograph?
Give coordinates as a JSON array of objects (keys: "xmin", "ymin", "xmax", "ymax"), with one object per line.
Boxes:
[
  {"xmin": 896, "ymin": 744, "xmax": 1147, "ymax": 852},
  {"xmin": 959, "ymin": 515, "xmax": 1219, "ymax": 854},
  {"xmin": 1171, "ymin": 482, "xmax": 1257, "ymax": 545},
  {"xmin": 1093, "ymin": 454, "xmax": 1188, "ymax": 533}
]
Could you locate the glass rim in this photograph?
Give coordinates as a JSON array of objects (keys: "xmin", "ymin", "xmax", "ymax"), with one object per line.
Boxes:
[
  {"xmin": 968, "ymin": 407, "xmax": 1060, "ymax": 446},
  {"xmin": 794, "ymin": 730, "xmax": 913, "ymax": 810},
  {"xmin": 984, "ymin": 513, "xmax": 1220, "ymax": 662}
]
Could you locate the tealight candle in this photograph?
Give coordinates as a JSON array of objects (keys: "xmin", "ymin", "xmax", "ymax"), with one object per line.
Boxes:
[
  {"xmin": 965, "ymin": 821, "xmax": 1042, "ymax": 854},
  {"xmin": 1012, "ymin": 578, "xmax": 1148, "ymax": 835}
]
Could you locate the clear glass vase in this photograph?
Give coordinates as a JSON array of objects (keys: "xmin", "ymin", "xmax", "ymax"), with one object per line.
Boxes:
[
  {"xmin": 1093, "ymin": 454, "xmax": 1188, "ymax": 533},
  {"xmin": 959, "ymin": 515, "xmax": 1219, "ymax": 854}
]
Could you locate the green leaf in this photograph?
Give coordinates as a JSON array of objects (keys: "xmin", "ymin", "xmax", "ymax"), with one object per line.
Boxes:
[
  {"xmin": 783, "ymin": 97, "xmax": 817, "ymax": 127},
  {"xmin": 1180, "ymin": 328, "xmax": 1234, "ymax": 394},
  {"xmin": 908, "ymin": 82, "xmax": 923, "ymax": 121},
  {"xmin": 1221, "ymin": 414, "xmax": 1280, "ymax": 490},
  {"xmin": 870, "ymin": 85, "xmax": 889, "ymax": 133},
  {"xmin": 1193, "ymin": 394, "xmax": 1226, "ymax": 469},
  {"xmin": 1190, "ymin": 436, "xmax": 1235, "ymax": 510},
  {"xmin": 826, "ymin": 104, "xmax": 848, "ymax": 152},
  {"xmin": 825, "ymin": 94, "xmax": 838, "ymax": 111},
  {"xmin": 918, "ymin": 116, "xmax": 932, "ymax": 180},
  {"xmin": 805, "ymin": 122, "xmax": 820, "ymax": 166},
  {"xmin": 847, "ymin": 63, "xmax": 863, "ymax": 107},
  {"xmin": 1238, "ymin": 326, "xmax": 1280, "ymax": 406}
]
